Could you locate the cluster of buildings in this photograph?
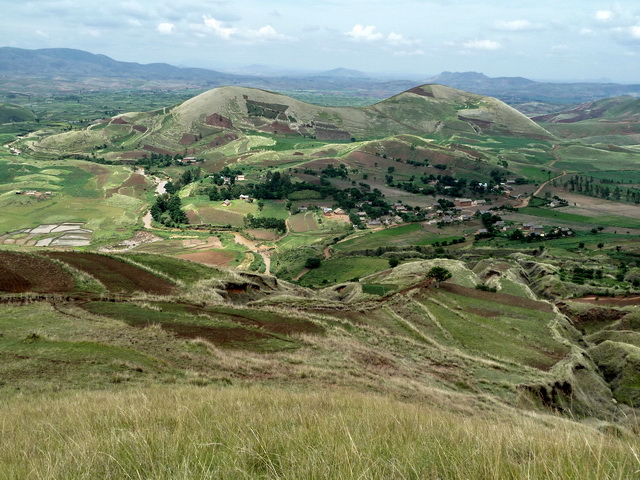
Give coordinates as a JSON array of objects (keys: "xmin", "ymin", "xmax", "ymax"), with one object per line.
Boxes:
[{"xmin": 15, "ymin": 190, "xmax": 54, "ymax": 198}]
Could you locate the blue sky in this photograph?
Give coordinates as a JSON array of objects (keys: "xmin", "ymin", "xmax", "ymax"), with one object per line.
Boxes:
[{"xmin": 2, "ymin": 0, "xmax": 639, "ymax": 82}]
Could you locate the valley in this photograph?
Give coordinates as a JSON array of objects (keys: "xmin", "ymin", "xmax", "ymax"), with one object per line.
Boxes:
[{"xmin": 2, "ymin": 75, "xmax": 640, "ymax": 477}]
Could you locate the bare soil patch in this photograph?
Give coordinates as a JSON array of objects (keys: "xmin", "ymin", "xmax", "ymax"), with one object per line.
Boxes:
[
  {"xmin": 106, "ymin": 173, "xmax": 147, "ymax": 198},
  {"xmin": 186, "ymin": 211, "xmax": 201, "ymax": 223},
  {"xmin": 196, "ymin": 207, "xmax": 244, "ymax": 226},
  {"xmin": 180, "ymin": 133, "xmax": 197, "ymax": 145},
  {"xmin": 45, "ymin": 252, "xmax": 174, "ymax": 295},
  {"xmin": 246, "ymin": 229, "xmax": 279, "ymax": 241},
  {"xmin": 205, "ymin": 113, "xmax": 233, "ymax": 129},
  {"xmin": 178, "ymin": 250, "xmax": 235, "ymax": 267},
  {"xmin": 0, "ymin": 252, "xmax": 74, "ymax": 293},
  {"xmin": 143, "ymin": 145, "xmax": 173, "ymax": 156}
]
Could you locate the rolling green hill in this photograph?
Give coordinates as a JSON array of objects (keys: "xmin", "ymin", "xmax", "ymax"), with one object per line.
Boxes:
[
  {"xmin": 2, "ymin": 249, "xmax": 640, "ymax": 477},
  {"xmin": 534, "ymin": 96, "xmax": 640, "ymax": 144},
  {"xmin": 29, "ymin": 84, "xmax": 552, "ymax": 159},
  {"xmin": 0, "ymin": 103, "xmax": 35, "ymax": 124}
]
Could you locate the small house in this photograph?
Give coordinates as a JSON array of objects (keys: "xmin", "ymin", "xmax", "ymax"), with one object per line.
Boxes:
[
  {"xmin": 455, "ymin": 198, "xmax": 473, "ymax": 207},
  {"xmin": 222, "ymin": 199, "xmax": 231, "ymax": 207}
]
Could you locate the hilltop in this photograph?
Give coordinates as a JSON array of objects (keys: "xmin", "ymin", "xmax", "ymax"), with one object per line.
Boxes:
[
  {"xmin": 425, "ymin": 71, "xmax": 640, "ymax": 104},
  {"xmin": 0, "ymin": 103, "xmax": 35, "ymax": 124},
  {"xmin": 2, "ymin": 75, "xmax": 640, "ymax": 477},
  {"xmin": 29, "ymin": 83, "xmax": 551, "ymax": 159},
  {"xmin": 533, "ymin": 96, "xmax": 640, "ymax": 144}
]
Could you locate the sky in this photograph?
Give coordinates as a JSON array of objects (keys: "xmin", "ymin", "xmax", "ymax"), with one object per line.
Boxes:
[{"xmin": 1, "ymin": 0, "xmax": 639, "ymax": 82}]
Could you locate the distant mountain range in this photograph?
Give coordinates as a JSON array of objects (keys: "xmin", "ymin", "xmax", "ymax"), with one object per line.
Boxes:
[
  {"xmin": 1, "ymin": 47, "xmax": 639, "ymax": 105},
  {"xmin": 0, "ymin": 47, "xmax": 415, "ymax": 98},
  {"xmin": 425, "ymin": 71, "xmax": 640, "ymax": 104}
]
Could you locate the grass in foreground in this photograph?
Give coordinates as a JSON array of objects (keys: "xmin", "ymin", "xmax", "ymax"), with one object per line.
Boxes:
[{"xmin": 0, "ymin": 385, "xmax": 638, "ymax": 479}]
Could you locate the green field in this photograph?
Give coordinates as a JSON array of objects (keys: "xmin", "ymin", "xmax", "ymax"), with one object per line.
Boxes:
[
  {"xmin": 334, "ymin": 223, "xmax": 459, "ymax": 252},
  {"xmin": 298, "ymin": 256, "xmax": 389, "ymax": 286},
  {"xmin": 518, "ymin": 206, "xmax": 640, "ymax": 229},
  {"xmin": 0, "ymin": 158, "xmax": 149, "ymax": 242}
]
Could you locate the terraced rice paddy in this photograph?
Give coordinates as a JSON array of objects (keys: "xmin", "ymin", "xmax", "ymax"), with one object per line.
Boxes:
[{"xmin": 0, "ymin": 222, "xmax": 92, "ymax": 247}]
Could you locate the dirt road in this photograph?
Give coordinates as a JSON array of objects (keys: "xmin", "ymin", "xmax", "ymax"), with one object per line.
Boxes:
[{"xmin": 233, "ymin": 232, "xmax": 271, "ymax": 274}]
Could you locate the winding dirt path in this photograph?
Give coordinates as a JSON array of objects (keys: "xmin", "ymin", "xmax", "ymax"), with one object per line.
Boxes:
[
  {"xmin": 517, "ymin": 145, "xmax": 568, "ymax": 208},
  {"xmin": 233, "ymin": 233, "xmax": 271, "ymax": 275}
]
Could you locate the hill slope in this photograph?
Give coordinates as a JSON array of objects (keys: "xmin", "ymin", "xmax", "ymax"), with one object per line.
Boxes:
[
  {"xmin": 426, "ymin": 71, "xmax": 640, "ymax": 104},
  {"xmin": 0, "ymin": 103, "xmax": 35, "ymax": 123},
  {"xmin": 532, "ymin": 96, "xmax": 640, "ymax": 144},
  {"xmin": 31, "ymin": 84, "xmax": 552, "ymax": 158}
]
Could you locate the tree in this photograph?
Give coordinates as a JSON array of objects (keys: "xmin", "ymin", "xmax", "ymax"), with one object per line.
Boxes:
[
  {"xmin": 597, "ymin": 243, "xmax": 604, "ymax": 249},
  {"xmin": 305, "ymin": 257, "xmax": 321, "ymax": 269},
  {"xmin": 257, "ymin": 201, "xmax": 265, "ymax": 212},
  {"xmin": 426, "ymin": 266, "xmax": 452, "ymax": 288},
  {"xmin": 389, "ymin": 258, "xmax": 399, "ymax": 268}
]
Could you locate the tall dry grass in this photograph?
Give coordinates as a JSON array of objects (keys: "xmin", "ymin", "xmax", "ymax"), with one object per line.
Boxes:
[{"xmin": 1, "ymin": 385, "xmax": 638, "ymax": 479}]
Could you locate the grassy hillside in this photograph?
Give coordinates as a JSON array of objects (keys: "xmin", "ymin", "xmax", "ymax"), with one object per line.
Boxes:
[
  {"xmin": 27, "ymin": 84, "xmax": 552, "ymax": 160},
  {"xmin": 535, "ymin": 96, "xmax": 640, "ymax": 145},
  {"xmin": 0, "ymin": 103, "xmax": 36, "ymax": 124},
  {"xmin": 2, "ymin": 385, "xmax": 638, "ymax": 479}
]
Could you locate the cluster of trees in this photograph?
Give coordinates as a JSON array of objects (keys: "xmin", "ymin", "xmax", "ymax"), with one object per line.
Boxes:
[
  {"xmin": 165, "ymin": 167, "xmax": 202, "ymax": 194},
  {"xmin": 136, "ymin": 153, "xmax": 184, "ymax": 170},
  {"xmin": 150, "ymin": 193, "xmax": 188, "ymax": 226},
  {"xmin": 209, "ymin": 167, "xmax": 244, "ymax": 186},
  {"xmin": 560, "ymin": 175, "xmax": 640, "ymax": 204},
  {"xmin": 388, "ymin": 173, "xmax": 501, "ymax": 199},
  {"xmin": 321, "ymin": 164, "xmax": 349, "ymax": 179},
  {"xmin": 244, "ymin": 214, "xmax": 286, "ymax": 233}
]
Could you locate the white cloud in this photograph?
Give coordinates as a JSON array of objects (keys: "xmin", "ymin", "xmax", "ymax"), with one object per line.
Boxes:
[
  {"xmin": 595, "ymin": 10, "xmax": 613, "ymax": 21},
  {"xmin": 393, "ymin": 49, "xmax": 425, "ymax": 56},
  {"xmin": 463, "ymin": 39, "xmax": 502, "ymax": 50},
  {"xmin": 346, "ymin": 24, "xmax": 383, "ymax": 41},
  {"xmin": 494, "ymin": 20, "xmax": 538, "ymax": 31},
  {"xmin": 157, "ymin": 22, "xmax": 175, "ymax": 35},
  {"xmin": 246, "ymin": 25, "xmax": 288, "ymax": 41},
  {"xmin": 204, "ymin": 16, "xmax": 237, "ymax": 39},
  {"xmin": 387, "ymin": 32, "xmax": 419, "ymax": 46},
  {"xmin": 631, "ymin": 25, "xmax": 640, "ymax": 39},
  {"xmin": 580, "ymin": 28, "xmax": 594, "ymax": 35}
]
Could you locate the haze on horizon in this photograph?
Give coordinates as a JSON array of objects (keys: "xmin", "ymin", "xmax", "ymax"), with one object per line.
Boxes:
[{"xmin": 2, "ymin": 0, "xmax": 639, "ymax": 83}]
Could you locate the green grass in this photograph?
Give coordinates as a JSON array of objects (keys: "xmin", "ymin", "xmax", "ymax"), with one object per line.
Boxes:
[
  {"xmin": 514, "ymin": 166, "xmax": 553, "ymax": 182},
  {"xmin": 418, "ymin": 291, "xmax": 567, "ymax": 369},
  {"xmin": 553, "ymin": 145, "xmax": 640, "ymax": 172},
  {"xmin": 585, "ymin": 171, "xmax": 640, "ymax": 184},
  {"xmin": 298, "ymin": 257, "xmax": 389, "ymax": 287},
  {"xmin": 82, "ymin": 301, "xmax": 302, "ymax": 352},
  {"xmin": 333, "ymin": 224, "xmax": 459, "ymax": 252},
  {"xmin": 121, "ymin": 253, "xmax": 225, "ymax": 284},
  {"xmin": 2, "ymin": 385, "xmax": 639, "ymax": 479},
  {"xmin": 519, "ymin": 207, "xmax": 640, "ymax": 229},
  {"xmin": 362, "ymin": 283, "xmax": 397, "ymax": 296},
  {"xmin": 0, "ymin": 159, "xmax": 148, "ymax": 242}
]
